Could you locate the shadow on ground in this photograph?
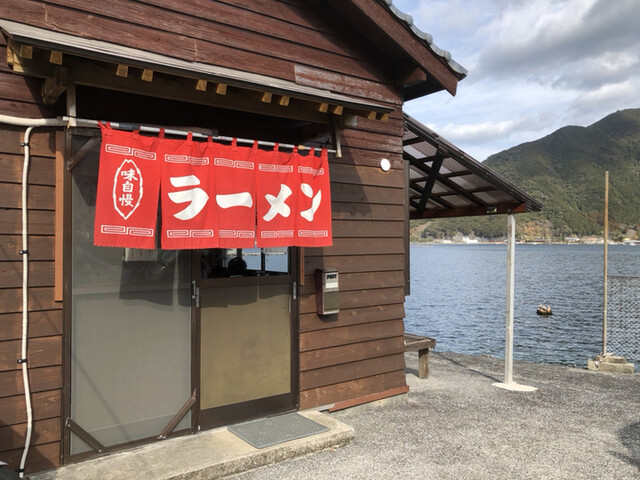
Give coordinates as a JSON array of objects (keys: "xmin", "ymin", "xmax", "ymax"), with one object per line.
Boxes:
[
  {"xmin": 433, "ymin": 352, "xmax": 501, "ymax": 382},
  {"xmin": 614, "ymin": 421, "xmax": 640, "ymax": 472}
]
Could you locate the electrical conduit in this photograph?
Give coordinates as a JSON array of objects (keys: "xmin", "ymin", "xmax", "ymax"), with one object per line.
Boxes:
[{"xmin": 0, "ymin": 115, "xmax": 67, "ymax": 478}]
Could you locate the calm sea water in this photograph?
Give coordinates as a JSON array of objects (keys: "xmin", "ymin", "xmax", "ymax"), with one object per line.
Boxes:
[{"xmin": 405, "ymin": 243, "xmax": 640, "ymax": 367}]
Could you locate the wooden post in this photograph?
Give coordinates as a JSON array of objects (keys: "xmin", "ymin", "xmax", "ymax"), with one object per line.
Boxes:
[
  {"xmin": 418, "ymin": 348, "xmax": 430, "ymax": 379},
  {"xmin": 603, "ymin": 171, "xmax": 609, "ymax": 354}
]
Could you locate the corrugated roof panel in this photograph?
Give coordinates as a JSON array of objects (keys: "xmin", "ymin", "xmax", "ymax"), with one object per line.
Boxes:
[
  {"xmin": 409, "ymin": 168, "xmax": 425, "ymax": 180},
  {"xmin": 449, "ymin": 175, "xmax": 492, "ymax": 190},
  {"xmin": 403, "ymin": 114, "xmax": 542, "ymax": 219},
  {"xmin": 474, "ymin": 191, "xmax": 516, "ymax": 204},
  {"xmin": 404, "ymin": 144, "xmax": 428, "ymax": 160},
  {"xmin": 441, "ymin": 157, "xmax": 467, "ymax": 174},
  {"xmin": 431, "ymin": 183, "xmax": 450, "ymax": 195},
  {"xmin": 443, "ymin": 195, "xmax": 472, "ymax": 207}
]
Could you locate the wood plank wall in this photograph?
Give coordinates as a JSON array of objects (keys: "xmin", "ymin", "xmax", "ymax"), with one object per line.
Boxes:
[
  {"xmin": 300, "ymin": 111, "xmax": 407, "ymax": 409},
  {"xmin": 0, "ymin": 126, "xmax": 62, "ymax": 473},
  {"xmin": 0, "ymin": 0, "xmax": 411, "ymax": 469}
]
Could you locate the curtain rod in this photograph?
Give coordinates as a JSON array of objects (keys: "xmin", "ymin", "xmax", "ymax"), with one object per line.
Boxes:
[{"xmin": 62, "ymin": 116, "xmax": 338, "ymax": 155}]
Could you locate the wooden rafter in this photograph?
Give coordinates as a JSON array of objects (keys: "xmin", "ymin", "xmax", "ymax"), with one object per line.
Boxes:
[
  {"xmin": 403, "ymin": 113, "xmax": 543, "ymax": 218},
  {"xmin": 443, "ymin": 169, "xmax": 473, "ymax": 178},
  {"xmin": 0, "ymin": 19, "xmax": 395, "ymax": 123},
  {"xmin": 411, "ymin": 202, "xmax": 528, "ymax": 219},
  {"xmin": 407, "ymin": 154, "xmax": 485, "ymax": 207},
  {"xmin": 417, "ymin": 153, "xmax": 444, "ymax": 215},
  {"xmin": 409, "ymin": 181, "xmax": 454, "ymax": 209},
  {"xmin": 403, "ymin": 136, "xmax": 425, "ymax": 146}
]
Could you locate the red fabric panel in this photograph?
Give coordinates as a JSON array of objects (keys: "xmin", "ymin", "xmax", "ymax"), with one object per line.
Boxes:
[
  {"xmin": 160, "ymin": 133, "xmax": 218, "ymax": 249},
  {"xmin": 94, "ymin": 124, "xmax": 161, "ymax": 249},
  {"xmin": 296, "ymin": 148, "xmax": 332, "ymax": 246},
  {"xmin": 95, "ymin": 126, "xmax": 333, "ymax": 250},
  {"xmin": 212, "ymin": 139, "xmax": 257, "ymax": 248},
  {"xmin": 256, "ymin": 145, "xmax": 299, "ymax": 247}
]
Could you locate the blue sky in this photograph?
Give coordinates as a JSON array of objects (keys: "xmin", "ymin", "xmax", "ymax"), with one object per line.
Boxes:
[{"xmin": 394, "ymin": 0, "xmax": 640, "ymax": 161}]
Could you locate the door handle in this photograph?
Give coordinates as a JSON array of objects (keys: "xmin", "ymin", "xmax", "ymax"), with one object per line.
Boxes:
[{"xmin": 192, "ymin": 280, "xmax": 200, "ymax": 308}]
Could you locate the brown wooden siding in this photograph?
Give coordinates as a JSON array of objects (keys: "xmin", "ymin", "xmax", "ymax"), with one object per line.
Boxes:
[
  {"xmin": 0, "ymin": 0, "xmax": 411, "ymax": 469},
  {"xmin": 0, "ymin": 124, "xmax": 62, "ymax": 473},
  {"xmin": 0, "ymin": 0, "xmax": 401, "ymax": 106},
  {"xmin": 299, "ymin": 107, "xmax": 407, "ymax": 409}
]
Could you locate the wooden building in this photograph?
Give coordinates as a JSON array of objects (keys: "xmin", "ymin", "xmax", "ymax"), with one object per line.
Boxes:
[{"xmin": 0, "ymin": 1, "xmax": 539, "ymax": 475}]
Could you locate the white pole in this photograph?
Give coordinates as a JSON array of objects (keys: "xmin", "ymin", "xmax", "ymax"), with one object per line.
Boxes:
[
  {"xmin": 505, "ymin": 213, "xmax": 515, "ymax": 384},
  {"xmin": 493, "ymin": 213, "xmax": 537, "ymax": 392},
  {"xmin": 603, "ymin": 171, "xmax": 609, "ymax": 355}
]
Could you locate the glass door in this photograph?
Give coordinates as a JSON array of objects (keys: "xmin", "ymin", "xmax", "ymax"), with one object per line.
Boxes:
[
  {"xmin": 69, "ymin": 132, "xmax": 192, "ymax": 454},
  {"xmin": 197, "ymin": 248, "xmax": 298, "ymax": 428}
]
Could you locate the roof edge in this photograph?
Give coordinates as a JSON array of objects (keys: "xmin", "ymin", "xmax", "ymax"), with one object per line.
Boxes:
[
  {"xmin": 404, "ymin": 113, "xmax": 543, "ymax": 214},
  {"xmin": 379, "ymin": 0, "xmax": 468, "ymax": 79}
]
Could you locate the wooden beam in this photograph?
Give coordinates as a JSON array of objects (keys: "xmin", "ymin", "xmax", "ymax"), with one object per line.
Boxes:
[
  {"xmin": 66, "ymin": 418, "xmax": 105, "ymax": 453},
  {"xmin": 66, "ymin": 135, "xmax": 101, "ymax": 171},
  {"xmin": 6, "ymin": 45, "xmax": 15, "ymax": 66},
  {"xmin": 417, "ymin": 153, "xmax": 444, "ymax": 215},
  {"xmin": 54, "ymin": 131, "xmax": 64, "ymax": 302},
  {"xmin": 468, "ymin": 186, "xmax": 501, "ymax": 195},
  {"xmin": 331, "ymin": 105, "xmax": 343, "ymax": 115},
  {"xmin": 5, "ymin": 47, "xmax": 55, "ymax": 77},
  {"xmin": 49, "ymin": 50, "xmax": 63, "ymax": 65},
  {"xmin": 367, "ymin": 111, "xmax": 377, "ymax": 120},
  {"xmin": 9, "ymin": 54, "xmax": 25, "ymax": 74},
  {"xmin": 141, "ymin": 68, "xmax": 154, "ymax": 82},
  {"xmin": 334, "ymin": 0, "xmax": 461, "ymax": 95},
  {"xmin": 317, "ymin": 102, "xmax": 329, "ymax": 113},
  {"xmin": 399, "ymin": 66, "xmax": 428, "ymax": 87},
  {"xmin": 157, "ymin": 390, "xmax": 196, "ymax": 439},
  {"xmin": 409, "ymin": 181, "xmax": 454, "ymax": 209},
  {"xmin": 196, "ymin": 79, "xmax": 207, "ymax": 91},
  {"xmin": 260, "ymin": 91, "xmax": 273, "ymax": 103},
  {"xmin": 444, "ymin": 169, "xmax": 473, "ymax": 178},
  {"xmin": 19, "ymin": 45, "xmax": 33, "ymax": 60},
  {"xmin": 215, "ymin": 83, "xmax": 227, "ymax": 95},
  {"xmin": 408, "ymin": 154, "xmax": 485, "ymax": 207},
  {"xmin": 411, "ymin": 202, "xmax": 528, "ymax": 219},
  {"xmin": 116, "ymin": 64, "xmax": 129, "ymax": 77},
  {"xmin": 63, "ymin": 57, "xmax": 329, "ymax": 124},
  {"xmin": 278, "ymin": 95, "xmax": 290, "ymax": 106},
  {"xmin": 41, "ymin": 66, "xmax": 69, "ymax": 105},
  {"xmin": 379, "ymin": 112, "xmax": 390, "ymax": 122}
]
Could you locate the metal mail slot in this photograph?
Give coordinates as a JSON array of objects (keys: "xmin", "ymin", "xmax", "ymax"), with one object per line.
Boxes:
[{"xmin": 316, "ymin": 268, "xmax": 339, "ymax": 315}]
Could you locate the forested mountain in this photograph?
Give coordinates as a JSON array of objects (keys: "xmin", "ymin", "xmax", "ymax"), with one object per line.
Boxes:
[{"xmin": 412, "ymin": 108, "xmax": 640, "ymax": 242}]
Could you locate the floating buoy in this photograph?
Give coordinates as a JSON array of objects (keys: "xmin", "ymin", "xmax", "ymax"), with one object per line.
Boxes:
[{"xmin": 537, "ymin": 304, "xmax": 552, "ymax": 315}]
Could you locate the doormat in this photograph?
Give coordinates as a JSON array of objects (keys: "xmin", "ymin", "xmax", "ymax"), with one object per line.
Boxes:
[{"xmin": 228, "ymin": 412, "xmax": 329, "ymax": 449}]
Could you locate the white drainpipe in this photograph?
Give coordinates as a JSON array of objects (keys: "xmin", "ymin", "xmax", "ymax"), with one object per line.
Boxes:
[{"xmin": 0, "ymin": 115, "xmax": 67, "ymax": 477}]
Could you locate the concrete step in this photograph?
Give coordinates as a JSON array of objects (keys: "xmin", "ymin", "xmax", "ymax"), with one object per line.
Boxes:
[{"xmin": 28, "ymin": 411, "xmax": 353, "ymax": 480}]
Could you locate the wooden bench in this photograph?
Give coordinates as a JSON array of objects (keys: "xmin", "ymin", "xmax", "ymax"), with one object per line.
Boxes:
[{"xmin": 404, "ymin": 333, "xmax": 436, "ymax": 379}]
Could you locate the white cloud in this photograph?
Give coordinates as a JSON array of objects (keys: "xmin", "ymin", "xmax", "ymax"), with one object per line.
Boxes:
[
  {"xmin": 396, "ymin": 0, "xmax": 640, "ymax": 160},
  {"xmin": 570, "ymin": 81, "xmax": 639, "ymax": 118},
  {"xmin": 474, "ymin": 0, "xmax": 640, "ymax": 83},
  {"xmin": 553, "ymin": 52, "xmax": 640, "ymax": 90},
  {"xmin": 429, "ymin": 119, "xmax": 519, "ymax": 142}
]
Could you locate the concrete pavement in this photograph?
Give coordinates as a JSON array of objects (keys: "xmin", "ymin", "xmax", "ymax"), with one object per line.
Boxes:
[
  {"xmin": 232, "ymin": 351, "xmax": 640, "ymax": 480},
  {"xmin": 30, "ymin": 352, "xmax": 640, "ymax": 479}
]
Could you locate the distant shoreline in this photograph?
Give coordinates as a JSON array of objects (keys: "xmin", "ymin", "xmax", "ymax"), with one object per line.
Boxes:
[{"xmin": 409, "ymin": 241, "xmax": 635, "ymax": 246}]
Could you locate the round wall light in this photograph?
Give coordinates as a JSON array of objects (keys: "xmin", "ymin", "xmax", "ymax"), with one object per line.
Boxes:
[{"xmin": 380, "ymin": 158, "xmax": 391, "ymax": 172}]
